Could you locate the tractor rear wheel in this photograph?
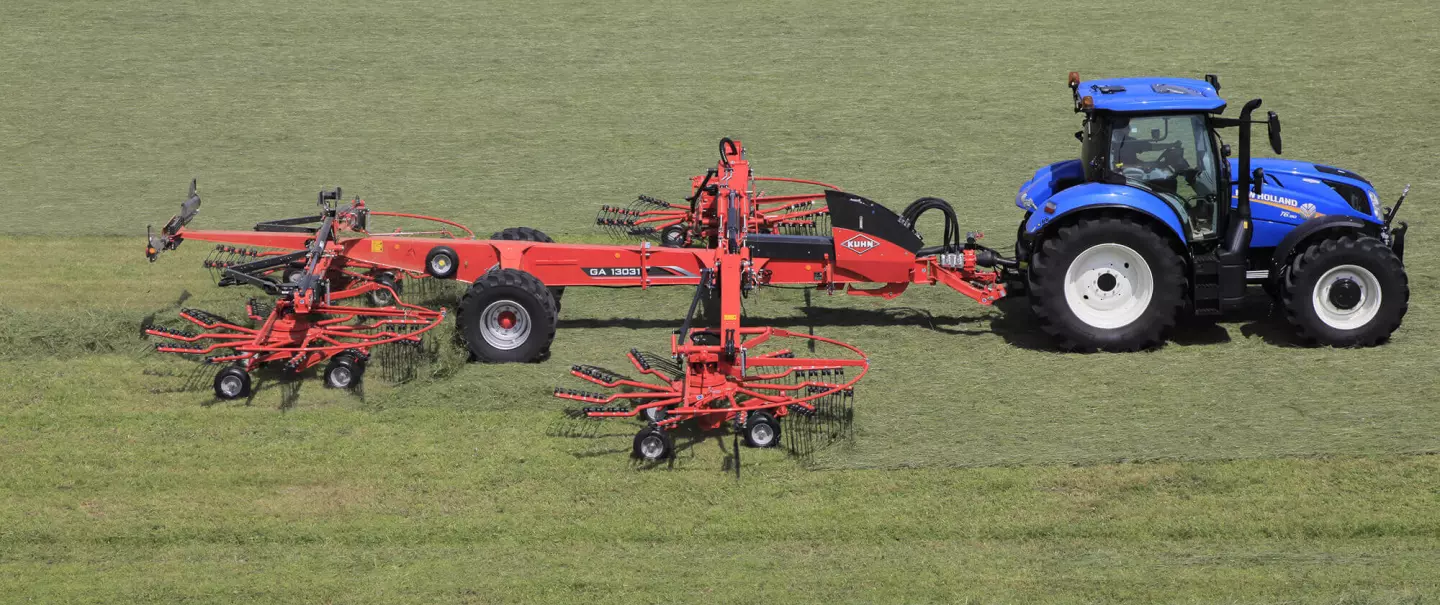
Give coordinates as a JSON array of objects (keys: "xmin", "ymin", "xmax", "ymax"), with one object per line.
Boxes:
[
  {"xmin": 1281, "ymin": 235, "xmax": 1407, "ymax": 347},
  {"xmin": 1028, "ymin": 216, "xmax": 1185, "ymax": 351},
  {"xmin": 489, "ymin": 227, "xmax": 565, "ymax": 312},
  {"xmin": 456, "ymin": 268, "xmax": 558, "ymax": 362}
]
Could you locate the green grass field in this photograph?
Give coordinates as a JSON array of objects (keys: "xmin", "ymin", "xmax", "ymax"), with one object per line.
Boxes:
[{"xmin": 3, "ymin": 0, "xmax": 1440, "ymax": 602}]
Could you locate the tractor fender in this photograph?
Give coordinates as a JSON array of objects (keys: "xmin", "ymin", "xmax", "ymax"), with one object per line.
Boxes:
[
  {"xmin": 1266, "ymin": 214, "xmax": 1380, "ymax": 287},
  {"xmin": 1024, "ymin": 182, "xmax": 1188, "ymax": 246}
]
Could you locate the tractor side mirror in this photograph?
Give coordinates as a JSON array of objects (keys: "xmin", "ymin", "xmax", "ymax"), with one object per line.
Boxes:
[
  {"xmin": 1267, "ymin": 111, "xmax": 1282, "ymax": 155},
  {"xmin": 1252, "ymin": 168, "xmax": 1266, "ymax": 196},
  {"xmin": 1221, "ymin": 143, "xmax": 1232, "ymax": 158}
]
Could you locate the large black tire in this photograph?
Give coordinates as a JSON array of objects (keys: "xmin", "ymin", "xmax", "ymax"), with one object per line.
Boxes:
[
  {"xmin": 1028, "ymin": 215, "xmax": 1186, "ymax": 352},
  {"xmin": 1281, "ymin": 235, "xmax": 1407, "ymax": 347},
  {"xmin": 456, "ymin": 268, "xmax": 558, "ymax": 362},
  {"xmin": 489, "ymin": 227, "xmax": 564, "ymax": 311}
]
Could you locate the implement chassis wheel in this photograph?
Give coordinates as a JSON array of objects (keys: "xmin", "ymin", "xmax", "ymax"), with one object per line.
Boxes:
[
  {"xmin": 213, "ymin": 365, "xmax": 251, "ymax": 400},
  {"xmin": 456, "ymin": 268, "xmax": 557, "ymax": 362},
  {"xmin": 1282, "ymin": 235, "xmax": 1407, "ymax": 347},
  {"xmin": 1028, "ymin": 215, "xmax": 1185, "ymax": 351},
  {"xmin": 489, "ymin": 227, "xmax": 565, "ymax": 312},
  {"xmin": 633, "ymin": 426, "xmax": 673, "ymax": 461},
  {"xmin": 743, "ymin": 411, "xmax": 781, "ymax": 448}
]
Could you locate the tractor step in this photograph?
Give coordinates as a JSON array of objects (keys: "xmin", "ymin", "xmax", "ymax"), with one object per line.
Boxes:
[{"xmin": 1191, "ymin": 253, "xmax": 1222, "ymax": 316}]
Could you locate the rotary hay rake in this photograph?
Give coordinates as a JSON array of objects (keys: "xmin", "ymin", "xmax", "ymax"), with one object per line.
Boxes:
[
  {"xmin": 554, "ymin": 274, "xmax": 868, "ymax": 461},
  {"xmin": 596, "ymin": 138, "xmax": 837, "ymax": 247},
  {"xmin": 143, "ymin": 138, "xmax": 1017, "ymax": 461},
  {"xmin": 144, "ymin": 182, "xmax": 456, "ymax": 399}
]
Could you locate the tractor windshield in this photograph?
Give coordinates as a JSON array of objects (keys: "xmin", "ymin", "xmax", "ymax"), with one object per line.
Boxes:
[{"xmin": 1107, "ymin": 114, "xmax": 1220, "ymax": 238}]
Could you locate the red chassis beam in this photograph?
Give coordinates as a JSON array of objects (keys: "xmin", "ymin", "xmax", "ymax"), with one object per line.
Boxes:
[{"xmin": 171, "ymin": 228, "xmax": 1005, "ymax": 305}]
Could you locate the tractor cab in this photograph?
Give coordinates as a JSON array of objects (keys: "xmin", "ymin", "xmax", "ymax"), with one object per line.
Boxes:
[{"xmin": 1012, "ymin": 73, "xmax": 1409, "ymax": 352}]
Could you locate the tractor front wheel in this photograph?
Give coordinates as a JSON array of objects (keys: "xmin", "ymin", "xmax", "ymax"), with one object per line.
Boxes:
[
  {"xmin": 1281, "ymin": 235, "xmax": 1407, "ymax": 347},
  {"xmin": 456, "ymin": 268, "xmax": 558, "ymax": 363},
  {"xmin": 1028, "ymin": 216, "xmax": 1186, "ymax": 351}
]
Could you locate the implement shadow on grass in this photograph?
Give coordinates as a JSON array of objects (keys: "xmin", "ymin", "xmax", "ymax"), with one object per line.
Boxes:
[
  {"xmin": 557, "ymin": 306, "xmax": 990, "ymax": 334},
  {"xmin": 549, "ymin": 397, "xmax": 855, "ymax": 472}
]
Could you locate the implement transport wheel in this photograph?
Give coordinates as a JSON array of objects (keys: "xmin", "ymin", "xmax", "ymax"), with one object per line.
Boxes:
[
  {"xmin": 743, "ymin": 411, "xmax": 781, "ymax": 448},
  {"xmin": 324, "ymin": 354, "xmax": 363, "ymax": 389},
  {"xmin": 633, "ymin": 426, "xmax": 674, "ymax": 461},
  {"xmin": 456, "ymin": 268, "xmax": 557, "ymax": 362},
  {"xmin": 1028, "ymin": 215, "xmax": 1185, "ymax": 351},
  {"xmin": 489, "ymin": 227, "xmax": 565, "ymax": 312},
  {"xmin": 1282, "ymin": 235, "xmax": 1407, "ymax": 347},
  {"xmin": 213, "ymin": 365, "xmax": 252, "ymax": 400}
]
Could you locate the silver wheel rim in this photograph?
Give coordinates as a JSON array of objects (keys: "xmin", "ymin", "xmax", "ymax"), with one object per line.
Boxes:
[
  {"xmin": 643, "ymin": 407, "xmax": 666, "ymax": 422},
  {"xmin": 750, "ymin": 422, "xmax": 775, "ymax": 446},
  {"xmin": 430, "ymin": 254, "xmax": 453, "ymax": 275},
  {"xmin": 1063, "ymin": 243, "xmax": 1155, "ymax": 329},
  {"xmin": 639, "ymin": 435, "xmax": 666, "ymax": 459},
  {"xmin": 480, "ymin": 300, "xmax": 531, "ymax": 351},
  {"xmin": 219, "ymin": 374, "xmax": 244, "ymax": 397},
  {"xmin": 1312, "ymin": 264, "xmax": 1382, "ymax": 330},
  {"xmin": 328, "ymin": 365, "xmax": 352, "ymax": 388}
]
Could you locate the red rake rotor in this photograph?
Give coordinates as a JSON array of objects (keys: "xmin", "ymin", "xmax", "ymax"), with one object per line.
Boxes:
[
  {"xmin": 596, "ymin": 141, "xmax": 841, "ymax": 246},
  {"xmin": 146, "ymin": 291, "xmax": 445, "ymax": 376},
  {"xmin": 555, "ymin": 326, "xmax": 867, "ymax": 461}
]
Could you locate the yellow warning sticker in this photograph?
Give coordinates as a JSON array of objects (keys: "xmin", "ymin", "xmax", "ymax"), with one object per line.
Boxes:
[
  {"xmin": 371, "ymin": 240, "xmax": 384, "ymax": 253},
  {"xmin": 723, "ymin": 314, "xmax": 738, "ymax": 321}
]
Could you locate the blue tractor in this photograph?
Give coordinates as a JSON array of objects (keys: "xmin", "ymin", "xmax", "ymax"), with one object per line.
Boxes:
[{"xmin": 1013, "ymin": 73, "xmax": 1409, "ymax": 351}]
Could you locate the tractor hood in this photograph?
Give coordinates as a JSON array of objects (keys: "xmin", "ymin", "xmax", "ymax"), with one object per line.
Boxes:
[{"xmin": 1230, "ymin": 158, "xmax": 1382, "ymax": 225}]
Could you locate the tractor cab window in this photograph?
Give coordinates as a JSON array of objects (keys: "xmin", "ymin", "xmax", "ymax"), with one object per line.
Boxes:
[{"xmin": 1107, "ymin": 114, "xmax": 1220, "ymax": 238}]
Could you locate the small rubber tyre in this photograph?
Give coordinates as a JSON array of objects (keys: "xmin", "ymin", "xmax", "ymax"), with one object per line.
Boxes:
[
  {"xmin": 282, "ymin": 267, "xmax": 305, "ymax": 284},
  {"xmin": 367, "ymin": 272, "xmax": 402, "ymax": 307},
  {"xmin": 456, "ymin": 268, "xmax": 557, "ymax": 362},
  {"xmin": 489, "ymin": 227, "xmax": 564, "ymax": 311},
  {"xmin": 324, "ymin": 354, "xmax": 363, "ymax": 389},
  {"xmin": 660, "ymin": 226, "xmax": 687, "ymax": 248},
  {"xmin": 213, "ymin": 365, "xmax": 252, "ymax": 400},
  {"xmin": 742, "ymin": 411, "xmax": 781, "ymax": 448},
  {"xmin": 633, "ymin": 426, "xmax": 673, "ymax": 461},
  {"xmin": 1282, "ymin": 235, "xmax": 1407, "ymax": 347},
  {"xmin": 642, "ymin": 405, "xmax": 669, "ymax": 423},
  {"xmin": 1028, "ymin": 215, "xmax": 1185, "ymax": 351},
  {"xmin": 424, "ymin": 246, "xmax": 459, "ymax": 279}
]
